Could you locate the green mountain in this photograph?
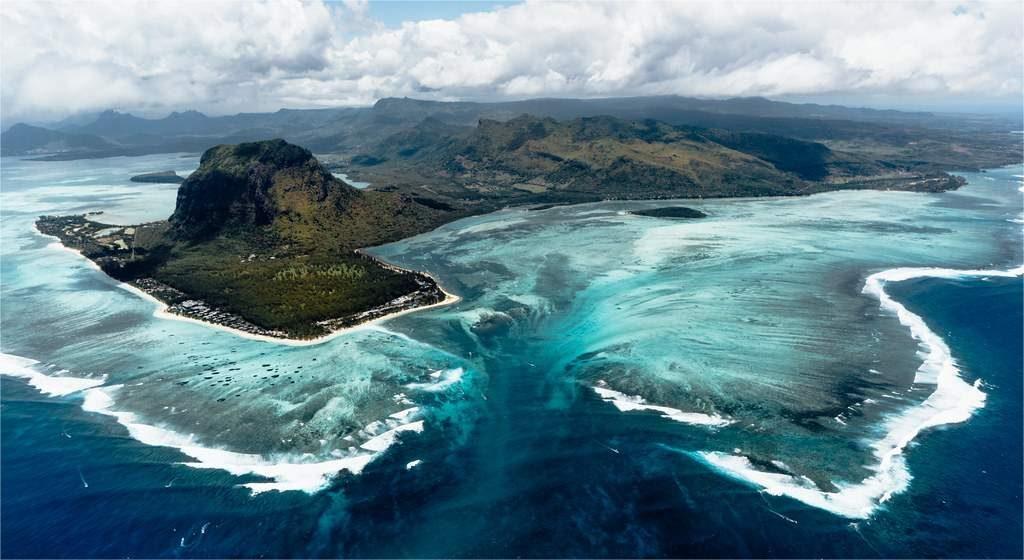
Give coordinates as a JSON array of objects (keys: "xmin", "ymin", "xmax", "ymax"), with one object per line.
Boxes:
[
  {"xmin": 169, "ymin": 139, "xmax": 453, "ymax": 247},
  {"xmin": 346, "ymin": 114, "xmax": 963, "ymax": 204}
]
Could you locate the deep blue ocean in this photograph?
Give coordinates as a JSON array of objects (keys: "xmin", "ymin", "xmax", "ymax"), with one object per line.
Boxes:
[{"xmin": 2, "ymin": 156, "xmax": 1022, "ymax": 558}]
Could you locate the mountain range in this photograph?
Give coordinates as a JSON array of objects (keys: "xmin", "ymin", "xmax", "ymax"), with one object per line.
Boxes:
[{"xmin": 5, "ymin": 95, "xmax": 1021, "ymax": 173}]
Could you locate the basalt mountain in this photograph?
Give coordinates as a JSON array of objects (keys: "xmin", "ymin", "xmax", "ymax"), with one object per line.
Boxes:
[{"xmin": 168, "ymin": 139, "xmax": 453, "ymax": 248}]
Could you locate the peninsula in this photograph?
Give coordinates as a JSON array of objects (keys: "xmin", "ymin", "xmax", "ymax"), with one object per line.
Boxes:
[{"xmin": 38, "ymin": 140, "xmax": 459, "ymax": 339}]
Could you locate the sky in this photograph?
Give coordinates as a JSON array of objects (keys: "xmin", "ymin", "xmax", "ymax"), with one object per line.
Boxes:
[{"xmin": 1, "ymin": 0, "xmax": 1021, "ymax": 124}]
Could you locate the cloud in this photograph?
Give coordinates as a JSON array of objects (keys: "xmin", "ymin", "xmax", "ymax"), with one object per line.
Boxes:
[{"xmin": 1, "ymin": 0, "xmax": 1020, "ymax": 122}]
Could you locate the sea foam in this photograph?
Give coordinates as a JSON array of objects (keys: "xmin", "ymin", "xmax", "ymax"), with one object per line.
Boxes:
[
  {"xmin": 78, "ymin": 384, "xmax": 423, "ymax": 495},
  {"xmin": 592, "ymin": 382, "xmax": 732, "ymax": 427},
  {"xmin": 80, "ymin": 385, "xmax": 424, "ymax": 494},
  {"xmin": 406, "ymin": 367, "xmax": 465, "ymax": 392},
  {"xmin": 0, "ymin": 353, "xmax": 106, "ymax": 396},
  {"xmin": 1, "ymin": 354, "xmax": 425, "ymax": 495},
  {"xmin": 694, "ymin": 265, "xmax": 1023, "ymax": 519}
]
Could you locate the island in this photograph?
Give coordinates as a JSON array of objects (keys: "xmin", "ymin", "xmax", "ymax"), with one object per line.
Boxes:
[
  {"xmin": 630, "ymin": 207, "xmax": 707, "ymax": 219},
  {"xmin": 129, "ymin": 170, "xmax": 185, "ymax": 184}
]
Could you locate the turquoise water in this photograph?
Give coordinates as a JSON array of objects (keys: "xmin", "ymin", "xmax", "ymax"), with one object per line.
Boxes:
[
  {"xmin": 2, "ymin": 155, "xmax": 1021, "ymax": 556},
  {"xmin": 331, "ymin": 172, "xmax": 372, "ymax": 189}
]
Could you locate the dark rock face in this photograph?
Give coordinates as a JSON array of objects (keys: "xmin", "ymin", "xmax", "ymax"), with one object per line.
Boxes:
[
  {"xmin": 169, "ymin": 139, "xmax": 357, "ymax": 239},
  {"xmin": 130, "ymin": 170, "xmax": 184, "ymax": 184}
]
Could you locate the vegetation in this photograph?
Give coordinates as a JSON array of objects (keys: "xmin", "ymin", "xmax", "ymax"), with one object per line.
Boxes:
[
  {"xmin": 271, "ymin": 263, "xmax": 366, "ymax": 282},
  {"xmin": 153, "ymin": 248, "xmax": 424, "ymax": 337},
  {"xmin": 346, "ymin": 114, "xmax": 974, "ymax": 206}
]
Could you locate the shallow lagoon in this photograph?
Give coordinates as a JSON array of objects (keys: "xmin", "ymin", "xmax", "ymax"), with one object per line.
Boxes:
[{"xmin": 1, "ymin": 154, "xmax": 1021, "ymax": 557}]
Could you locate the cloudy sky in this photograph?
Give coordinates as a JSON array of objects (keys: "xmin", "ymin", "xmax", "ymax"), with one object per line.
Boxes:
[{"xmin": 2, "ymin": 0, "xmax": 1021, "ymax": 123}]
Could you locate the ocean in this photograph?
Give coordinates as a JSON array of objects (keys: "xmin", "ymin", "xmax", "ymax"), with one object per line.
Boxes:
[{"xmin": 1, "ymin": 154, "xmax": 1021, "ymax": 557}]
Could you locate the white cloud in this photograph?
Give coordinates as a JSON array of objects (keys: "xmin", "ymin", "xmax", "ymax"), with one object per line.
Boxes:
[{"xmin": 1, "ymin": 0, "xmax": 1020, "ymax": 122}]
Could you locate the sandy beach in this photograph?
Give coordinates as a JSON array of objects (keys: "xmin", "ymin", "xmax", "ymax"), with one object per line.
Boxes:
[{"xmin": 116, "ymin": 280, "xmax": 460, "ymax": 347}]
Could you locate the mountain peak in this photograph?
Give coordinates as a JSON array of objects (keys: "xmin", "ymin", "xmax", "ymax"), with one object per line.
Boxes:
[
  {"xmin": 171, "ymin": 139, "xmax": 354, "ymax": 240},
  {"xmin": 168, "ymin": 109, "xmax": 207, "ymax": 119},
  {"xmin": 97, "ymin": 109, "xmax": 131, "ymax": 119},
  {"xmin": 198, "ymin": 138, "xmax": 316, "ymax": 168}
]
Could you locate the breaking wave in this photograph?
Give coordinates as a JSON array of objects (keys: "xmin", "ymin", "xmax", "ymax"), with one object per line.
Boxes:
[
  {"xmin": 0, "ymin": 353, "xmax": 105, "ymax": 396},
  {"xmin": 592, "ymin": 382, "xmax": 732, "ymax": 427},
  {"xmin": 0, "ymin": 353, "xmax": 426, "ymax": 495}
]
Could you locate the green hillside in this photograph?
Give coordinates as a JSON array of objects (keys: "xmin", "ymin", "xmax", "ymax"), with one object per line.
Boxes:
[{"xmin": 346, "ymin": 114, "xmax": 961, "ymax": 204}]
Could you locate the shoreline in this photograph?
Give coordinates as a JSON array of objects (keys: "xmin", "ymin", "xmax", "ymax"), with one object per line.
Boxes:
[
  {"xmin": 116, "ymin": 278, "xmax": 460, "ymax": 347},
  {"xmin": 34, "ymin": 224, "xmax": 104, "ymax": 272},
  {"xmin": 35, "ymin": 224, "xmax": 461, "ymax": 346}
]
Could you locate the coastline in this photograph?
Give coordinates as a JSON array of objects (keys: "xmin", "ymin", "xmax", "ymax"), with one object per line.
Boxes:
[
  {"xmin": 116, "ymin": 277, "xmax": 460, "ymax": 347},
  {"xmin": 35, "ymin": 224, "xmax": 461, "ymax": 347}
]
